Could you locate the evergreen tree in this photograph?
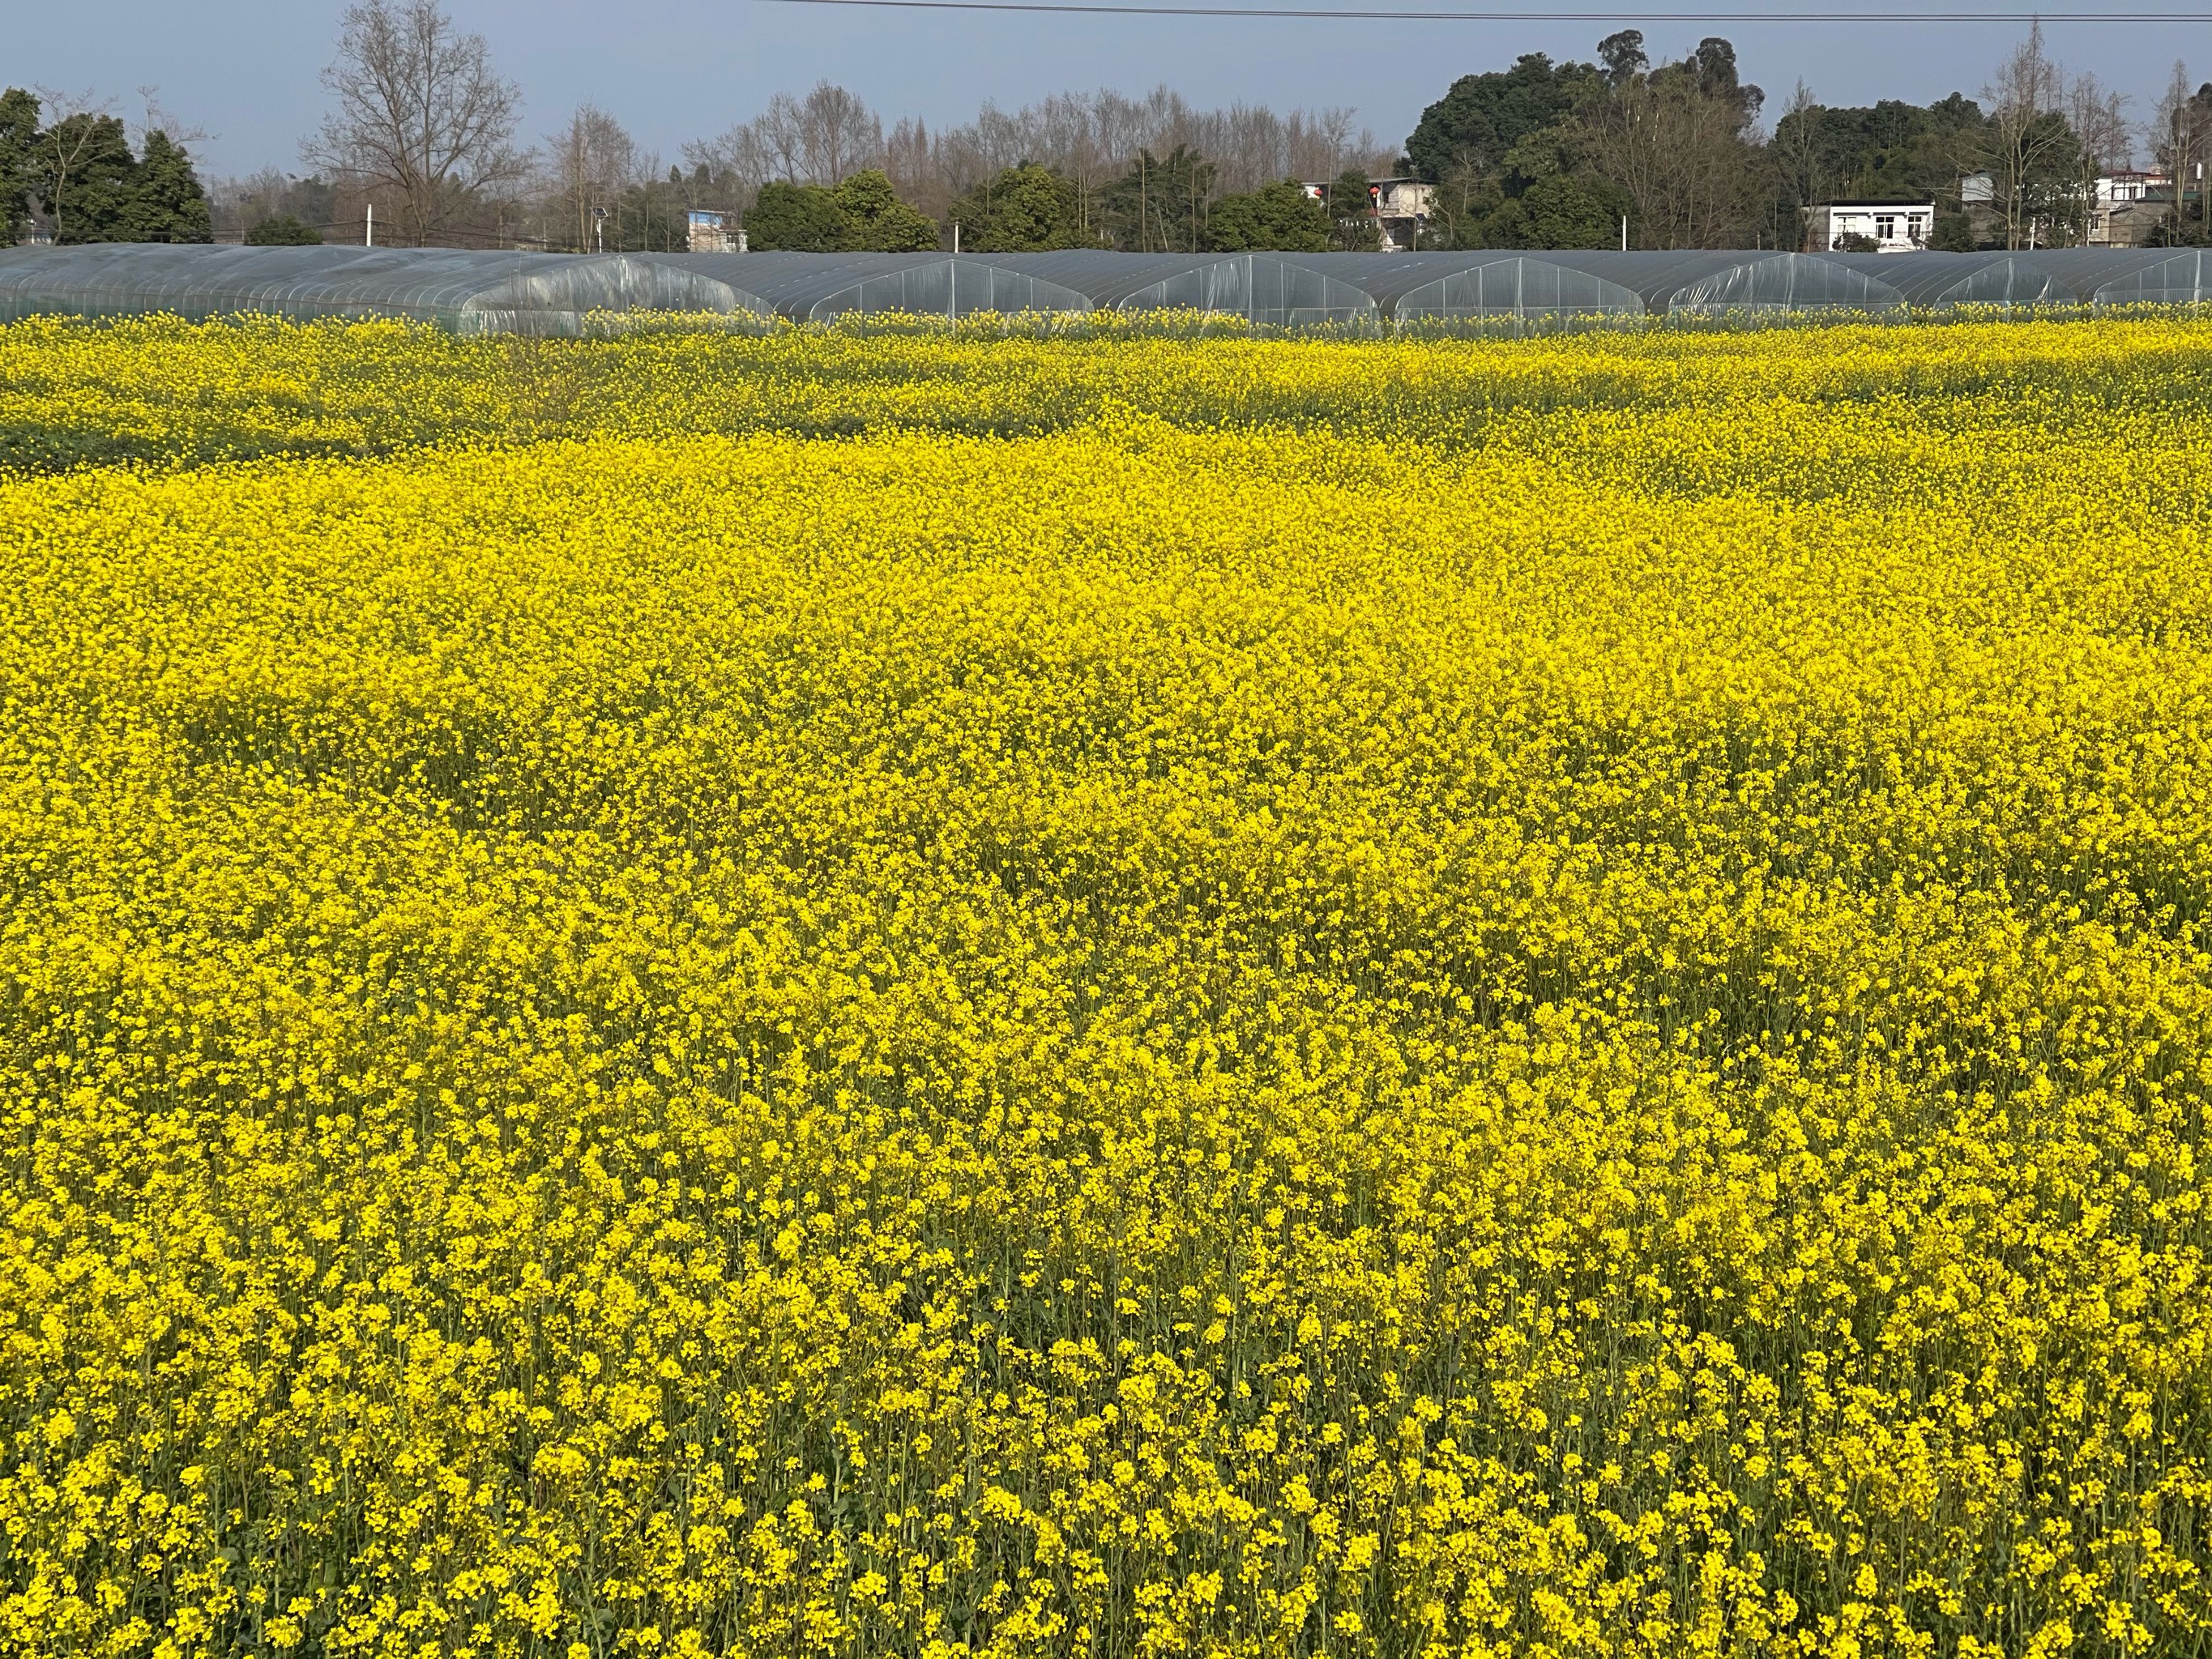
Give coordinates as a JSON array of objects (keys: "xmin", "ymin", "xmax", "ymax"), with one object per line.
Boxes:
[
  {"xmin": 1206, "ymin": 179, "xmax": 1330, "ymax": 252},
  {"xmin": 246, "ymin": 214, "xmax": 324, "ymax": 245},
  {"xmin": 743, "ymin": 181, "xmax": 846, "ymax": 251},
  {"xmin": 1404, "ymin": 54, "xmax": 1599, "ymax": 185},
  {"xmin": 834, "ymin": 169, "xmax": 937, "ymax": 251},
  {"xmin": 34, "ymin": 113, "xmax": 138, "ymax": 243},
  {"xmin": 122, "ymin": 130, "xmax": 212, "ymax": 242},
  {"xmin": 0, "ymin": 88, "xmax": 38, "ymax": 245},
  {"xmin": 1101, "ymin": 146, "xmax": 1214, "ymax": 253},
  {"xmin": 1480, "ymin": 171, "xmax": 1630, "ymax": 249},
  {"xmin": 1326, "ymin": 170, "xmax": 1381, "ymax": 249},
  {"xmin": 946, "ymin": 163, "xmax": 1086, "ymax": 252}
]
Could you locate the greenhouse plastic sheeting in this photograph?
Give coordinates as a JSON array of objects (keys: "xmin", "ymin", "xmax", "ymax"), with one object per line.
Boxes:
[
  {"xmin": 0, "ymin": 244, "xmax": 773, "ymax": 332},
  {"xmin": 643, "ymin": 253, "xmax": 1091, "ymax": 319},
  {"xmin": 1292, "ymin": 253, "xmax": 1644, "ymax": 320},
  {"xmin": 971, "ymin": 253, "xmax": 1377, "ymax": 326},
  {"xmin": 9, "ymin": 245, "xmax": 2212, "ymax": 332},
  {"xmin": 1540, "ymin": 251, "xmax": 1907, "ymax": 313},
  {"xmin": 2092, "ymin": 248, "xmax": 2212, "ymax": 306},
  {"xmin": 1825, "ymin": 251, "xmax": 2069, "ymax": 308},
  {"xmin": 1824, "ymin": 249, "xmax": 2182, "ymax": 308}
]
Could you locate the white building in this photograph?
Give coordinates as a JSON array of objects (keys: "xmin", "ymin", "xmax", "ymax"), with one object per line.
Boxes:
[
  {"xmin": 2088, "ymin": 170, "xmax": 2170, "ymax": 246},
  {"xmin": 1807, "ymin": 200, "xmax": 1934, "ymax": 253},
  {"xmin": 1368, "ymin": 177, "xmax": 1434, "ymax": 253}
]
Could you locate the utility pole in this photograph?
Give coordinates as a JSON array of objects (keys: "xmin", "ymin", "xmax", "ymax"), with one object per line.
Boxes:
[{"xmin": 366, "ymin": 201, "xmax": 374, "ymax": 246}]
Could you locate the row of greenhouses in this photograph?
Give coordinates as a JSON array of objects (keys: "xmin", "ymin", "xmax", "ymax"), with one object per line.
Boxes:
[{"xmin": 3, "ymin": 243, "xmax": 2210, "ymax": 332}]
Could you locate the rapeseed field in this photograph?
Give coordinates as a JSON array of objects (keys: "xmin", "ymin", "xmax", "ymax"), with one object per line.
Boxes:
[{"xmin": 2, "ymin": 313, "xmax": 2210, "ymax": 1658}]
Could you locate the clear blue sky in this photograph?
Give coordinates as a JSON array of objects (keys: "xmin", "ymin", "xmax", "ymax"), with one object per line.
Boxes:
[{"xmin": 13, "ymin": 1, "xmax": 2210, "ymax": 178}]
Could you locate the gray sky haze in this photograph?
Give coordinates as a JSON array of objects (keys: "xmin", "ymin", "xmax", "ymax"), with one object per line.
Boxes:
[{"xmin": 13, "ymin": 2, "xmax": 2211, "ymax": 178}]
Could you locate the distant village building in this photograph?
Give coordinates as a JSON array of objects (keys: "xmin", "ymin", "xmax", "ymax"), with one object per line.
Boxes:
[
  {"xmin": 2088, "ymin": 170, "xmax": 2170, "ymax": 247},
  {"xmin": 1806, "ymin": 200, "xmax": 1933, "ymax": 252},
  {"xmin": 687, "ymin": 209, "xmax": 730, "ymax": 254},
  {"xmin": 1368, "ymin": 177, "xmax": 1433, "ymax": 253}
]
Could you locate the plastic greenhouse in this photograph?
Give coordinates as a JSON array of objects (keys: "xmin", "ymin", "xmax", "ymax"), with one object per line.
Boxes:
[
  {"xmin": 1294, "ymin": 252, "xmax": 1644, "ymax": 322},
  {"xmin": 4, "ymin": 244, "xmax": 2212, "ymax": 333},
  {"xmin": 643, "ymin": 253, "xmax": 1092, "ymax": 320},
  {"xmin": 1825, "ymin": 251, "xmax": 2073, "ymax": 308},
  {"xmin": 1821, "ymin": 249, "xmax": 2178, "ymax": 309},
  {"xmin": 2090, "ymin": 248, "xmax": 2212, "ymax": 306},
  {"xmin": 1539, "ymin": 252, "xmax": 1907, "ymax": 314},
  {"xmin": 971, "ymin": 254, "xmax": 1378, "ymax": 327},
  {"xmin": 0, "ymin": 244, "xmax": 771, "ymax": 333}
]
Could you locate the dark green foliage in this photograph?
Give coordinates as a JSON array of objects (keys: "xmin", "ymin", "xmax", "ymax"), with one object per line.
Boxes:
[
  {"xmin": 1481, "ymin": 173, "xmax": 1629, "ymax": 249},
  {"xmin": 1929, "ymin": 211, "xmax": 1978, "ymax": 252},
  {"xmin": 1101, "ymin": 147, "xmax": 1214, "ymax": 253},
  {"xmin": 1406, "ymin": 54, "xmax": 1599, "ymax": 185},
  {"xmin": 1206, "ymin": 179, "xmax": 1329, "ymax": 253},
  {"xmin": 122, "ymin": 131, "xmax": 211, "ymax": 242},
  {"xmin": 1596, "ymin": 29, "xmax": 1647, "ymax": 83},
  {"xmin": 19, "ymin": 109, "xmax": 211, "ymax": 244},
  {"xmin": 1770, "ymin": 95, "xmax": 1987, "ymax": 211},
  {"xmin": 835, "ymin": 169, "xmax": 938, "ymax": 252},
  {"xmin": 947, "ymin": 164, "xmax": 1087, "ymax": 252},
  {"xmin": 0, "ymin": 88, "xmax": 37, "ymax": 245},
  {"xmin": 745, "ymin": 172, "xmax": 937, "ymax": 253},
  {"xmin": 35, "ymin": 113, "xmax": 138, "ymax": 243},
  {"xmin": 1326, "ymin": 171, "xmax": 1381, "ymax": 250},
  {"xmin": 246, "ymin": 214, "xmax": 324, "ymax": 245},
  {"xmin": 743, "ymin": 181, "xmax": 848, "ymax": 252}
]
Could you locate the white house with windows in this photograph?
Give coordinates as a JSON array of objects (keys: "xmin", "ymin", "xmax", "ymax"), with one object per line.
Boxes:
[
  {"xmin": 1806, "ymin": 200, "xmax": 1934, "ymax": 252},
  {"xmin": 2088, "ymin": 170, "xmax": 2171, "ymax": 246}
]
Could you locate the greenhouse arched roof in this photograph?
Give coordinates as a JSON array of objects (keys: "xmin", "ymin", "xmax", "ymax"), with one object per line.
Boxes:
[
  {"xmin": 1539, "ymin": 251, "xmax": 1907, "ymax": 313},
  {"xmin": 1821, "ymin": 249, "xmax": 2189, "ymax": 308},
  {"xmin": 971, "ymin": 253, "xmax": 1377, "ymax": 326},
  {"xmin": 6, "ymin": 244, "xmax": 2212, "ymax": 331},
  {"xmin": 1292, "ymin": 252, "xmax": 1644, "ymax": 320},
  {"xmin": 643, "ymin": 253, "xmax": 1092, "ymax": 320},
  {"xmin": 0, "ymin": 244, "xmax": 771, "ymax": 332},
  {"xmin": 2090, "ymin": 248, "xmax": 2212, "ymax": 306}
]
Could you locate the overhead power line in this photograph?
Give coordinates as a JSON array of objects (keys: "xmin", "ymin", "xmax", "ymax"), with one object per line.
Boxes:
[{"xmin": 757, "ymin": 0, "xmax": 2210, "ymax": 19}]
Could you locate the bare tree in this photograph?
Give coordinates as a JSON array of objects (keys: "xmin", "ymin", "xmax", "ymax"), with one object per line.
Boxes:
[
  {"xmin": 547, "ymin": 103, "xmax": 634, "ymax": 252},
  {"xmin": 132, "ymin": 86, "xmax": 212, "ymax": 149},
  {"xmin": 2152, "ymin": 61, "xmax": 2212, "ymax": 243},
  {"xmin": 2065, "ymin": 71, "xmax": 2131, "ymax": 243},
  {"xmin": 1978, "ymin": 23, "xmax": 2078, "ymax": 249},
  {"xmin": 795, "ymin": 82, "xmax": 882, "ymax": 184},
  {"xmin": 305, "ymin": 0, "xmax": 526, "ymax": 245},
  {"xmin": 1774, "ymin": 80, "xmax": 1825, "ymax": 245},
  {"xmin": 687, "ymin": 84, "xmax": 872, "ymax": 197},
  {"xmin": 697, "ymin": 83, "xmax": 1382, "ymax": 241},
  {"xmin": 1576, "ymin": 38, "xmax": 1766, "ymax": 249}
]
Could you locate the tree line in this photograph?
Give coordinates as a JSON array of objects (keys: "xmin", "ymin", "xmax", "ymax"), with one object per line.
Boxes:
[
  {"xmin": 1413, "ymin": 27, "xmax": 2211, "ymax": 251},
  {"xmin": 8, "ymin": 1, "xmax": 2211, "ymax": 255},
  {"xmin": 0, "ymin": 89, "xmax": 212, "ymax": 245}
]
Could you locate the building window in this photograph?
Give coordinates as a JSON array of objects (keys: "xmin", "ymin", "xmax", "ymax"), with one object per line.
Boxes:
[{"xmin": 1876, "ymin": 215, "xmax": 1896, "ymax": 241}]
